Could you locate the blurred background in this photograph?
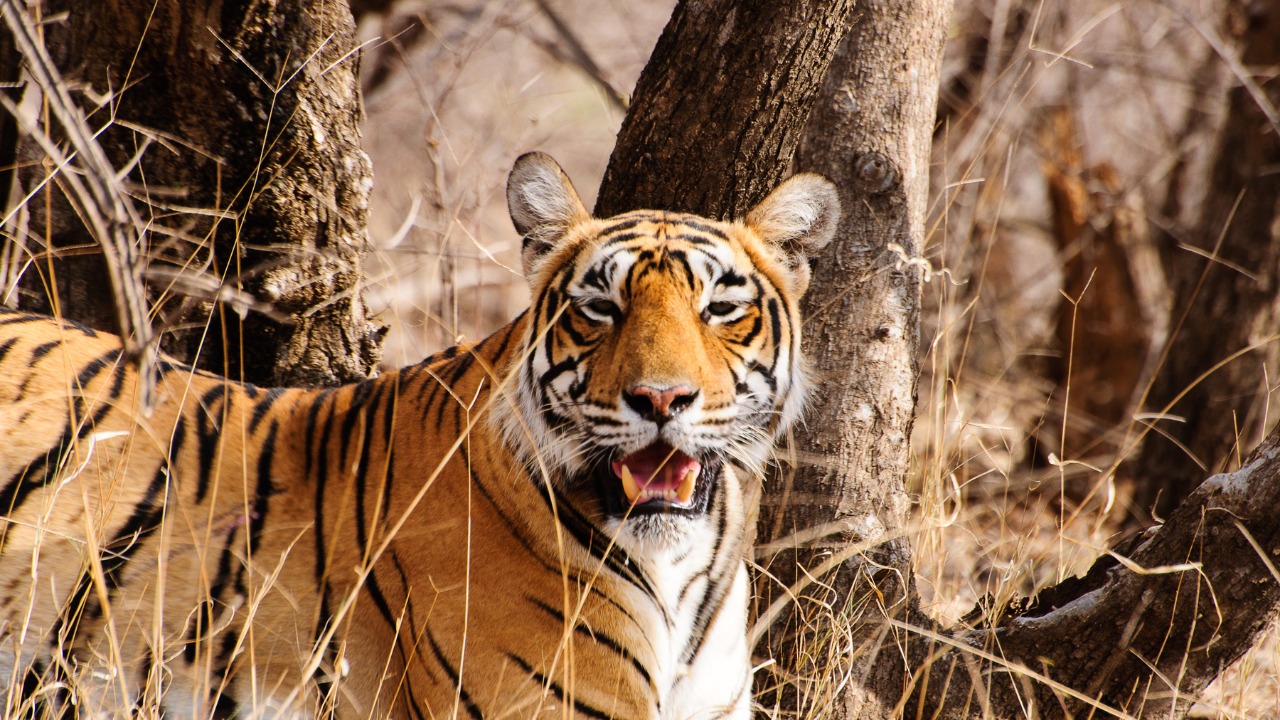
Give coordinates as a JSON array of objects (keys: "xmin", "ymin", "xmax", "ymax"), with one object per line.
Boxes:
[{"xmin": 349, "ymin": 0, "xmax": 1280, "ymax": 714}]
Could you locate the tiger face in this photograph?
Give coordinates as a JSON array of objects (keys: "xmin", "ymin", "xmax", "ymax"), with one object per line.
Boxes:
[{"xmin": 500, "ymin": 152, "xmax": 839, "ymax": 547}]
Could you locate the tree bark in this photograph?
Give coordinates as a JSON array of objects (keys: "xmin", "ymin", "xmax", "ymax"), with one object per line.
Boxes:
[
  {"xmin": 1134, "ymin": 1, "xmax": 1280, "ymax": 520},
  {"xmin": 594, "ymin": 0, "xmax": 856, "ymax": 220},
  {"xmin": 750, "ymin": 3, "xmax": 949, "ymax": 718},
  {"xmin": 6, "ymin": 0, "xmax": 382, "ymax": 387}
]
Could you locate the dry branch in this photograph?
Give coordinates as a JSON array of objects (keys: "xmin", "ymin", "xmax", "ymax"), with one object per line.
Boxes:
[
  {"xmin": 897, "ymin": 423, "xmax": 1280, "ymax": 720},
  {"xmin": 531, "ymin": 0, "xmax": 628, "ymax": 111},
  {"xmin": 0, "ymin": 0, "xmax": 156, "ymax": 408}
]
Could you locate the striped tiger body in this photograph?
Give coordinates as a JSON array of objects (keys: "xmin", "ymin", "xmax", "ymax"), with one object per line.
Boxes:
[{"xmin": 0, "ymin": 153, "xmax": 839, "ymax": 719}]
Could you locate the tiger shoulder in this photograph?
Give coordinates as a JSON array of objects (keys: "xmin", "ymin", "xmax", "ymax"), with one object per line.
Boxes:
[{"xmin": 0, "ymin": 152, "xmax": 839, "ymax": 720}]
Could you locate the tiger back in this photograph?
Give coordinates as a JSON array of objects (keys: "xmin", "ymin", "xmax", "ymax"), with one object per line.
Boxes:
[{"xmin": 0, "ymin": 152, "xmax": 839, "ymax": 719}]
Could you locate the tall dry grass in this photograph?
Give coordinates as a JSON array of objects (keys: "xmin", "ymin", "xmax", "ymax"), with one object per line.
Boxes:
[{"xmin": 3, "ymin": 0, "xmax": 1279, "ymax": 716}]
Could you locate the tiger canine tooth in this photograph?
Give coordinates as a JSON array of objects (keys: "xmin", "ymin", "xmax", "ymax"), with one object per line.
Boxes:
[
  {"xmin": 677, "ymin": 469, "xmax": 696, "ymax": 503},
  {"xmin": 620, "ymin": 464, "xmax": 640, "ymax": 503}
]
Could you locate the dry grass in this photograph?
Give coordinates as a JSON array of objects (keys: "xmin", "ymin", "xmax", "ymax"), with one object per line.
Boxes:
[{"xmin": 4, "ymin": 0, "xmax": 1280, "ymax": 716}]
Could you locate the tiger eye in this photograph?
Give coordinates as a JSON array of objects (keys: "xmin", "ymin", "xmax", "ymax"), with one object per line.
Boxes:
[
  {"xmin": 585, "ymin": 299, "xmax": 618, "ymax": 317},
  {"xmin": 706, "ymin": 301, "xmax": 737, "ymax": 316}
]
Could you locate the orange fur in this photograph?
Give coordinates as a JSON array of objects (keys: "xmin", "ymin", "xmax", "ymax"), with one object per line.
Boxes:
[{"xmin": 0, "ymin": 153, "xmax": 839, "ymax": 719}]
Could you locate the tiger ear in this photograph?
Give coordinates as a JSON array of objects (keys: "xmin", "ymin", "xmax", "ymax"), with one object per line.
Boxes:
[
  {"xmin": 508, "ymin": 152, "xmax": 590, "ymax": 278},
  {"xmin": 746, "ymin": 173, "xmax": 841, "ymax": 259}
]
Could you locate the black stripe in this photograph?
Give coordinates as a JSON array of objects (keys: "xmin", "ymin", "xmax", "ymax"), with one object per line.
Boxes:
[
  {"xmin": 670, "ymin": 233, "xmax": 716, "ymax": 247},
  {"xmin": 390, "ymin": 549, "xmax": 441, "ymax": 685},
  {"xmin": 483, "ymin": 319, "xmax": 519, "ymax": 372},
  {"xmin": 307, "ymin": 389, "xmax": 336, "ymax": 589},
  {"xmin": 437, "ymin": 355, "xmax": 472, "ymax": 428},
  {"xmin": 49, "ymin": 569, "xmax": 95, "ymax": 650},
  {"xmin": 247, "ymin": 421, "xmax": 278, "ymax": 554},
  {"xmin": 339, "ymin": 380, "xmax": 376, "ymax": 469},
  {"xmin": 677, "ymin": 219, "xmax": 729, "ymax": 239},
  {"xmin": 534, "ymin": 484, "xmax": 662, "ymax": 616},
  {"xmin": 183, "ymin": 599, "xmax": 215, "ymax": 664},
  {"xmin": 349, "ymin": 382, "xmax": 404, "ymax": 644},
  {"xmin": 681, "ymin": 478, "xmax": 733, "ymax": 665},
  {"xmin": 248, "ymin": 387, "xmax": 285, "ymax": 435},
  {"xmin": 29, "ymin": 341, "xmax": 59, "ymax": 364},
  {"xmin": 101, "ymin": 416, "xmax": 187, "ymax": 588},
  {"xmin": 206, "ymin": 526, "xmax": 241, "ymax": 628},
  {"xmin": 731, "ymin": 310, "xmax": 763, "ymax": 349},
  {"xmin": 767, "ymin": 298, "xmax": 782, "ymax": 352},
  {"xmin": 65, "ymin": 318, "xmax": 98, "ymax": 337},
  {"xmin": 506, "ymin": 653, "xmax": 616, "ymax": 720},
  {"xmin": 0, "ymin": 349, "xmax": 124, "ymax": 552},
  {"xmin": 600, "ymin": 231, "xmax": 645, "ymax": 249},
  {"xmin": 0, "ymin": 336, "xmax": 19, "ymax": 364},
  {"xmin": 353, "ymin": 382, "xmax": 390, "ymax": 558},
  {"xmin": 0, "ymin": 314, "xmax": 41, "ymax": 327},
  {"xmin": 445, "ymin": 350, "xmax": 476, "ymax": 388},
  {"xmin": 214, "ymin": 625, "xmax": 242, "ymax": 680},
  {"xmin": 597, "ymin": 217, "xmax": 646, "ymax": 236},
  {"xmin": 427, "ymin": 629, "xmax": 485, "ymax": 720},
  {"xmin": 19, "ymin": 658, "xmax": 45, "ymax": 710},
  {"xmin": 528, "ymin": 597, "xmax": 653, "ymax": 689},
  {"xmin": 194, "ymin": 384, "xmax": 228, "ymax": 504},
  {"xmin": 745, "ymin": 360, "xmax": 778, "ymax": 393},
  {"xmin": 312, "ymin": 391, "xmax": 338, "ymax": 582},
  {"xmin": 460, "ymin": 448, "xmax": 560, "ymax": 576}
]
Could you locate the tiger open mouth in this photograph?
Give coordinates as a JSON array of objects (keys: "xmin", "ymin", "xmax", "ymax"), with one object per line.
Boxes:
[{"xmin": 600, "ymin": 442, "xmax": 719, "ymax": 517}]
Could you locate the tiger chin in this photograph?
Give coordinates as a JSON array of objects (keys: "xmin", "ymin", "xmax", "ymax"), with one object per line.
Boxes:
[{"xmin": 0, "ymin": 152, "xmax": 838, "ymax": 720}]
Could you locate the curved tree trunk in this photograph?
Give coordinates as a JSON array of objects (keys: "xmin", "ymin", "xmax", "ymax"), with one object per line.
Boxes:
[{"xmin": 5, "ymin": 0, "xmax": 381, "ymax": 387}]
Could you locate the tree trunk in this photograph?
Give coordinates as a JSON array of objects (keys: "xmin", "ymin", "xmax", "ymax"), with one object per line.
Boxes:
[
  {"xmin": 5, "ymin": 0, "xmax": 382, "ymax": 387},
  {"xmin": 1134, "ymin": 1, "xmax": 1280, "ymax": 520},
  {"xmin": 750, "ymin": 2, "xmax": 950, "ymax": 717},
  {"xmin": 594, "ymin": 0, "xmax": 855, "ymax": 220}
]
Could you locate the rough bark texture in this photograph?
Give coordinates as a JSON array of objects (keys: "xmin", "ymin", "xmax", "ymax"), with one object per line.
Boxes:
[
  {"xmin": 594, "ymin": 0, "xmax": 855, "ymax": 220},
  {"xmin": 8, "ymin": 0, "xmax": 382, "ymax": 387},
  {"xmin": 750, "ymin": 3, "xmax": 950, "ymax": 718},
  {"xmin": 1135, "ymin": 0, "xmax": 1280, "ymax": 519}
]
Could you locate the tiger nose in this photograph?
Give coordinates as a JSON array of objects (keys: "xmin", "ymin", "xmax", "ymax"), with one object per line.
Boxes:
[{"xmin": 624, "ymin": 385, "xmax": 699, "ymax": 424}]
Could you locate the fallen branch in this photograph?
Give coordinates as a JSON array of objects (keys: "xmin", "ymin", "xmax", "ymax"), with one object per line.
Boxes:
[{"xmin": 889, "ymin": 425, "xmax": 1280, "ymax": 720}]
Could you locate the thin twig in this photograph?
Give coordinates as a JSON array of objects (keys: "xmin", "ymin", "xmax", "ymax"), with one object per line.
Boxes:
[{"xmin": 530, "ymin": 0, "xmax": 627, "ymax": 111}]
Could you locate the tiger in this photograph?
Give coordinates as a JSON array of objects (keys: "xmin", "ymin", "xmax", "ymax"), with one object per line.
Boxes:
[{"xmin": 0, "ymin": 152, "xmax": 839, "ymax": 720}]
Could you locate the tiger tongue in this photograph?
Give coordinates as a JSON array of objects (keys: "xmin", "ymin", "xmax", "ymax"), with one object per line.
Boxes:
[{"xmin": 611, "ymin": 444, "xmax": 701, "ymax": 504}]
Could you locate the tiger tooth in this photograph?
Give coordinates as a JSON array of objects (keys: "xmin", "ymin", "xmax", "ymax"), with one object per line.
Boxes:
[
  {"xmin": 621, "ymin": 464, "xmax": 640, "ymax": 503},
  {"xmin": 677, "ymin": 469, "xmax": 696, "ymax": 504}
]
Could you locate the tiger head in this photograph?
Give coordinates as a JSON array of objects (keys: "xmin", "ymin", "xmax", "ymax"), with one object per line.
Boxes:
[{"xmin": 498, "ymin": 152, "xmax": 839, "ymax": 546}]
